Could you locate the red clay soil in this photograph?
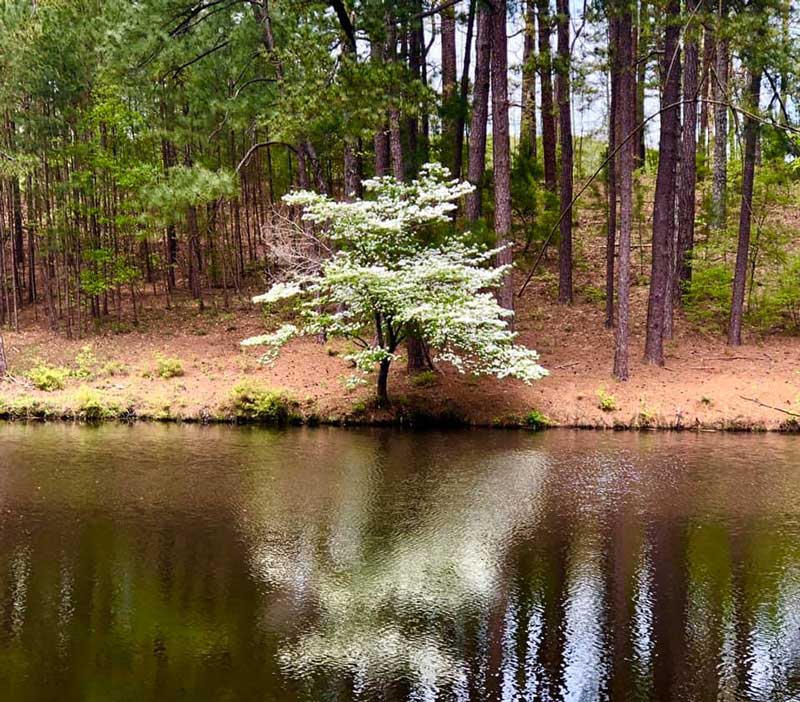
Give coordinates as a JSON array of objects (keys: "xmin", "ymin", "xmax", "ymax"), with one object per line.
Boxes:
[{"xmin": 0, "ymin": 268, "xmax": 798, "ymax": 430}]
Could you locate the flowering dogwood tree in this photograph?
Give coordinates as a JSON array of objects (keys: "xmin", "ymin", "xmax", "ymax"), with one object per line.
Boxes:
[{"xmin": 243, "ymin": 164, "xmax": 548, "ymax": 406}]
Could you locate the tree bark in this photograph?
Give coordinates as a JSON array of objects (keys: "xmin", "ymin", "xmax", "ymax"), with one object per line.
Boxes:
[
  {"xmin": 536, "ymin": 0, "xmax": 557, "ymax": 192},
  {"xmin": 676, "ymin": 11, "xmax": 699, "ymax": 296},
  {"xmin": 644, "ymin": 0, "xmax": 680, "ymax": 365},
  {"xmin": 613, "ymin": 8, "xmax": 634, "ymax": 380},
  {"xmin": 521, "ymin": 0, "xmax": 538, "ymax": 159},
  {"xmin": 343, "ymin": 139, "xmax": 361, "ymax": 200},
  {"xmin": 440, "ymin": 1, "xmax": 458, "ymax": 173},
  {"xmin": 605, "ymin": 14, "xmax": 619, "ymax": 328},
  {"xmin": 635, "ymin": 0, "xmax": 648, "ymax": 167},
  {"xmin": 0, "ymin": 332, "xmax": 6, "ymax": 377},
  {"xmin": 466, "ymin": 3, "xmax": 492, "ymax": 222},
  {"xmin": 453, "ymin": 0, "xmax": 476, "ymax": 179},
  {"xmin": 389, "ymin": 108, "xmax": 405, "ymax": 180},
  {"xmin": 699, "ymin": 25, "xmax": 714, "ymax": 157},
  {"xmin": 556, "ymin": 0, "xmax": 573, "ymax": 304},
  {"xmin": 491, "ymin": 0, "xmax": 514, "ymax": 313},
  {"xmin": 371, "ymin": 37, "xmax": 390, "ymax": 176},
  {"xmin": 377, "ymin": 358, "xmax": 390, "ymax": 407},
  {"xmin": 728, "ymin": 69, "xmax": 762, "ymax": 347},
  {"xmin": 711, "ymin": 33, "xmax": 729, "ymax": 230}
]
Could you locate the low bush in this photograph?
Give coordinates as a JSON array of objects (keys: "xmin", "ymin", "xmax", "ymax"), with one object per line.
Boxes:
[
  {"xmin": 73, "ymin": 386, "xmax": 116, "ymax": 421},
  {"xmin": 524, "ymin": 409, "xmax": 551, "ymax": 430},
  {"xmin": 409, "ymin": 370, "xmax": 438, "ymax": 388},
  {"xmin": 229, "ymin": 381, "xmax": 296, "ymax": 423},
  {"xmin": 597, "ymin": 387, "xmax": 618, "ymax": 412},
  {"xmin": 27, "ymin": 365, "xmax": 70, "ymax": 392},
  {"xmin": 156, "ymin": 354, "xmax": 184, "ymax": 379}
]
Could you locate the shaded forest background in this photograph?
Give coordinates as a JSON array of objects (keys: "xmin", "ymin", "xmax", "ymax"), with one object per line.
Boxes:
[{"xmin": 0, "ymin": 0, "xmax": 799, "ymax": 382}]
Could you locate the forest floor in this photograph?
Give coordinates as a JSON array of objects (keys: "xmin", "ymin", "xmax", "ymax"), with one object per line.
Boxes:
[{"xmin": 1, "ymin": 222, "xmax": 799, "ymax": 431}]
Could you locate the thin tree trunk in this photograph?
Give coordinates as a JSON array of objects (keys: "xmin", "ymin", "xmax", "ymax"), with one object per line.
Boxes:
[
  {"xmin": 699, "ymin": 25, "xmax": 714, "ymax": 157},
  {"xmin": 389, "ymin": 108, "xmax": 405, "ymax": 180},
  {"xmin": 453, "ymin": 0, "xmax": 476, "ymax": 179},
  {"xmin": 466, "ymin": 4, "xmax": 492, "ymax": 221},
  {"xmin": 644, "ymin": 0, "xmax": 680, "ymax": 365},
  {"xmin": 728, "ymin": 69, "xmax": 762, "ymax": 346},
  {"xmin": 536, "ymin": 0, "xmax": 557, "ymax": 192},
  {"xmin": 606, "ymin": 14, "xmax": 619, "ymax": 328},
  {"xmin": 0, "ymin": 332, "xmax": 6, "ymax": 376},
  {"xmin": 343, "ymin": 140, "xmax": 361, "ymax": 200},
  {"xmin": 521, "ymin": 0, "xmax": 538, "ymax": 159},
  {"xmin": 676, "ymin": 11, "xmax": 699, "ymax": 296},
  {"xmin": 556, "ymin": 0, "xmax": 573, "ymax": 304},
  {"xmin": 440, "ymin": 1, "xmax": 458, "ymax": 173},
  {"xmin": 490, "ymin": 0, "xmax": 513, "ymax": 313},
  {"xmin": 613, "ymin": 8, "xmax": 635, "ymax": 380},
  {"xmin": 635, "ymin": 0, "xmax": 648, "ymax": 167},
  {"xmin": 371, "ymin": 37, "xmax": 391, "ymax": 176},
  {"xmin": 711, "ymin": 33, "xmax": 729, "ymax": 230}
]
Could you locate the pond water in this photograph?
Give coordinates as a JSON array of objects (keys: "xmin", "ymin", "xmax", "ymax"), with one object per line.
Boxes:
[{"xmin": 0, "ymin": 424, "xmax": 798, "ymax": 701}]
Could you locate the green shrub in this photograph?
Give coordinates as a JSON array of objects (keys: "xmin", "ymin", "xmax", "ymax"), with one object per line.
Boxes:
[
  {"xmin": 409, "ymin": 370, "xmax": 438, "ymax": 387},
  {"xmin": 156, "ymin": 354, "xmax": 184, "ymax": 379},
  {"xmin": 597, "ymin": 387, "xmax": 618, "ymax": 412},
  {"xmin": 27, "ymin": 365, "xmax": 70, "ymax": 392},
  {"xmin": 351, "ymin": 400, "xmax": 368, "ymax": 415},
  {"xmin": 684, "ymin": 264, "xmax": 733, "ymax": 332},
  {"xmin": 100, "ymin": 360, "xmax": 128, "ymax": 377},
  {"xmin": 524, "ymin": 409, "xmax": 551, "ymax": 430},
  {"xmin": 74, "ymin": 345, "xmax": 97, "ymax": 379},
  {"xmin": 229, "ymin": 381, "xmax": 294, "ymax": 423},
  {"xmin": 4, "ymin": 396, "xmax": 56, "ymax": 419},
  {"xmin": 73, "ymin": 386, "xmax": 115, "ymax": 421}
]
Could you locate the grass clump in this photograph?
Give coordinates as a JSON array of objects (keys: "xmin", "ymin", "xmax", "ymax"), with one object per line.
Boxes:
[
  {"xmin": 155, "ymin": 354, "xmax": 185, "ymax": 379},
  {"xmin": 409, "ymin": 370, "xmax": 438, "ymax": 388},
  {"xmin": 229, "ymin": 381, "xmax": 295, "ymax": 423},
  {"xmin": 2, "ymin": 395, "xmax": 57, "ymax": 419},
  {"xmin": 74, "ymin": 345, "xmax": 98, "ymax": 379},
  {"xmin": 100, "ymin": 360, "xmax": 128, "ymax": 377},
  {"xmin": 73, "ymin": 386, "xmax": 116, "ymax": 421},
  {"xmin": 27, "ymin": 365, "xmax": 70, "ymax": 392},
  {"xmin": 524, "ymin": 409, "xmax": 551, "ymax": 430},
  {"xmin": 597, "ymin": 387, "xmax": 618, "ymax": 412}
]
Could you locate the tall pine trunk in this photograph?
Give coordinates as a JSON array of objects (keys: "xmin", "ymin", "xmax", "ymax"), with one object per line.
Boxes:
[
  {"xmin": 728, "ymin": 69, "xmax": 762, "ymax": 346},
  {"xmin": 711, "ymin": 33, "xmax": 729, "ymax": 230},
  {"xmin": 556, "ymin": 0, "xmax": 573, "ymax": 304},
  {"xmin": 644, "ymin": 0, "xmax": 680, "ymax": 365},
  {"xmin": 521, "ymin": 1, "xmax": 538, "ymax": 159},
  {"xmin": 371, "ymin": 38, "xmax": 390, "ymax": 176},
  {"xmin": 613, "ymin": 8, "xmax": 635, "ymax": 380},
  {"xmin": 536, "ymin": 0, "xmax": 557, "ymax": 192},
  {"xmin": 491, "ymin": 0, "xmax": 514, "ymax": 313},
  {"xmin": 466, "ymin": 4, "xmax": 492, "ymax": 222},
  {"xmin": 453, "ymin": 0, "xmax": 476, "ymax": 179},
  {"xmin": 676, "ymin": 11, "xmax": 699, "ymax": 296},
  {"xmin": 440, "ymin": 2, "xmax": 458, "ymax": 173},
  {"xmin": 606, "ymin": 14, "xmax": 620, "ymax": 328}
]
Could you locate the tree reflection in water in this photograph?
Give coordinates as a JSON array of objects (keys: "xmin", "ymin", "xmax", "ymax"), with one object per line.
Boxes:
[{"xmin": 0, "ymin": 426, "xmax": 798, "ymax": 701}]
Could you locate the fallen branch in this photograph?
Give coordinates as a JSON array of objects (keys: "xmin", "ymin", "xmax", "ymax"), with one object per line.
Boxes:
[
  {"xmin": 740, "ymin": 396, "xmax": 800, "ymax": 418},
  {"xmin": 704, "ymin": 355, "xmax": 758, "ymax": 362},
  {"xmin": 554, "ymin": 361, "xmax": 580, "ymax": 370}
]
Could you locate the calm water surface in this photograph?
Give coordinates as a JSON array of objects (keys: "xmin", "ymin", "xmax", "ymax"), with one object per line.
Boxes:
[{"xmin": 0, "ymin": 424, "xmax": 798, "ymax": 701}]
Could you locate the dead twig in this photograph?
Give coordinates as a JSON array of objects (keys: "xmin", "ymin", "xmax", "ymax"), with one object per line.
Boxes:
[
  {"xmin": 740, "ymin": 396, "xmax": 800, "ymax": 418},
  {"xmin": 554, "ymin": 361, "xmax": 580, "ymax": 370}
]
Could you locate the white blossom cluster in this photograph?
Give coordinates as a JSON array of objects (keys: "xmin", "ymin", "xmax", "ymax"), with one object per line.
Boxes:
[{"xmin": 243, "ymin": 164, "xmax": 548, "ymax": 393}]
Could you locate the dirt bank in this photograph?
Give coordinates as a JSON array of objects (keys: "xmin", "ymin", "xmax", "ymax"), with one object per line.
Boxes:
[{"xmin": 1, "ymin": 275, "xmax": 798, "ymax": 431}]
